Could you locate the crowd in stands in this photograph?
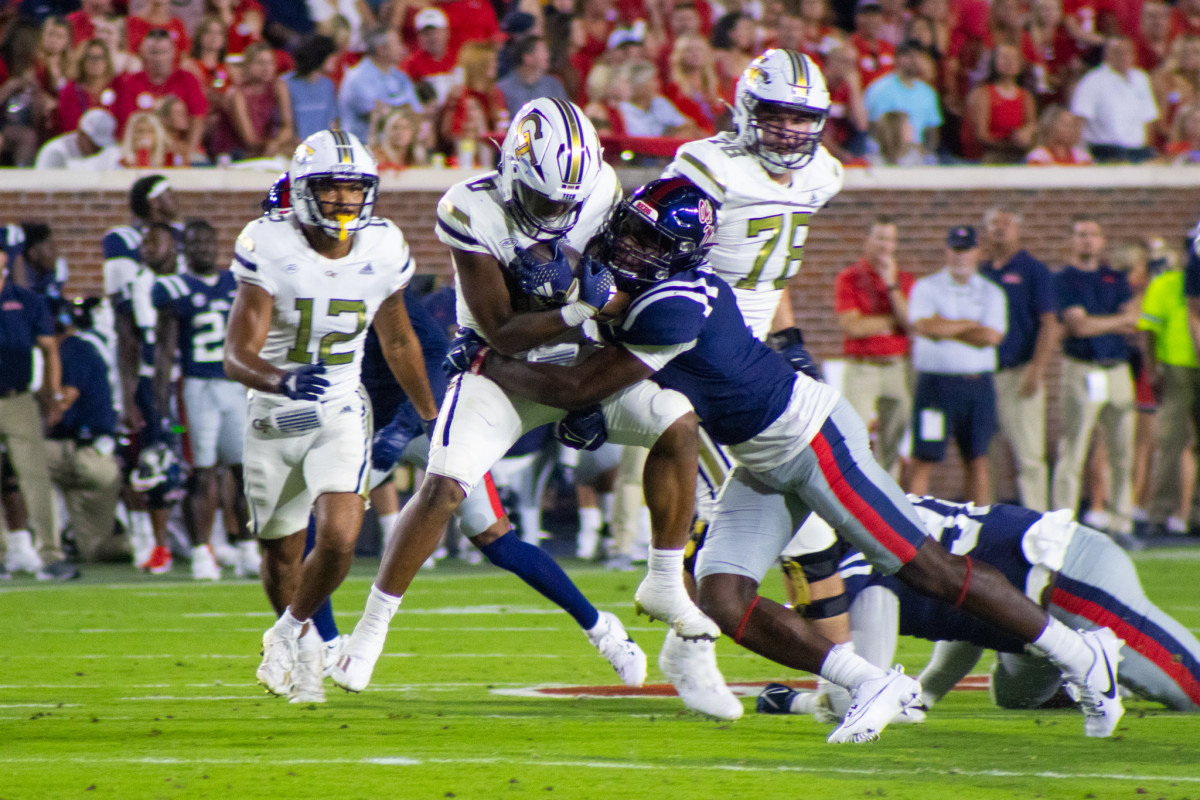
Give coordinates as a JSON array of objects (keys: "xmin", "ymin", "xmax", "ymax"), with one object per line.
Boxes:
[{"xmin": 3, "ymin": 0, "xmax": 1200, "ymax": 168}]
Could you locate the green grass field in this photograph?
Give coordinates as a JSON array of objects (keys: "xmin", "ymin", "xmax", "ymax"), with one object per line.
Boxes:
[{"xmin": 3, "ymin": 549, "xmax": 1200, "ymax": 800}]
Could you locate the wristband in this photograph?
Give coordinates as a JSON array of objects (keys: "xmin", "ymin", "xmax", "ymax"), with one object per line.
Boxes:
[{"xmin": 560, "ymin": 301, "xmax": 593, "ymax": 327}]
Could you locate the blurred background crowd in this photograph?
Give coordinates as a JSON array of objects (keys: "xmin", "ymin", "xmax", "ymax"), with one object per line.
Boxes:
[{"xmin": 3, "ymin": 0, "xmax": 1200, "ymax": 170}]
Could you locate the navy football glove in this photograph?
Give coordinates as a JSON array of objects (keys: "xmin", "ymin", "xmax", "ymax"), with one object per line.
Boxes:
[
  {"xmin": 371, "ymin": 404, "xmax": 423, "ymax": 473},
  {"xmin": 510, "ymin": 241, "xmax": 577, "ymax": 306},
  {"xmin": 280, "ymin": 362, "xmax": 329, "ymax": 401},
  {"xmin": 443, "ymin": 328, "xmax": 490, "ymax": 376},
  {"xmin": 769, "ymin": 327, "xmax": 823, "ymax": 382},
  {"xmin": 576, "ymin": 254, "xmax": 616, "ymax": 312},
  {"xmin": 555, "ymin": 405, "xmax": 608, "ymax": 451}
]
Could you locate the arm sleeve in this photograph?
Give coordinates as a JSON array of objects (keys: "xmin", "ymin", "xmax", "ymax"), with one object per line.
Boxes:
[
  {"xmin": 434, "ymin": 195, "xmax": 489, "ymax": 255},
  {"xmin": 983, "ymin": 284, "xmax": 1009, "ymax": 336},
  {"xmin": 384, "ymin": 223, "xmax": 415, "ymax": 296},
  {"xmin": 907, "ymin": 278, "xmax": 935, "ymax": 323},
  {"xmin": 30, "ymin": 294, "xmax": 54, "ymax": 337},
  {"xmin": 1055, "ymin": 271, "xmax": 1083, "ymax": 313},
  {"xmin": 832, "ymin": 268, "xmax": 858, "ymax": 314},
  {"xmin": 1031, "ymin": 260, "xmax": 1058, "ymax": 314}
]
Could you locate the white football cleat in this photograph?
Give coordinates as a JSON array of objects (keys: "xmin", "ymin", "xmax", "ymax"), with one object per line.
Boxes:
[
  {"xmin": 1068, "ymin": 627, "xmax": 1125, "ymax": 738},
  {"xmin": 234, "ymin": 540, "xmax": 261, "ymax": 578},
  {"xmin": 828, "ymin": 666, "xmax": 922, "ymax": 744},
  {"xmin": 191, "ymin": 545, "xmax": 221, "ymax": 581},
  {"xmin": 659, "ymin": 629, "xmax": 743, "ymax": 720},
  {"xmin": 588, "ymin": 611, "xmax": 647, "ymax": 687},
  {"xmin": 5, "ymin": 531, "xmax": 42, "ymax": 574},
  {"xmin": 257, "ymin": 627, "xmax": 298, "ymax": 696},
  {"xmin": 289, "ymin": 640, "xmax": 326, "ymax": 704},
  {"xmin": 323, "ymin": 634, "xmax": 348, "ymax": 678},
  {"xmin": 634, "ymin": 575, "xmax": 721, "ymax": 640},
  {"xmin": 329, "ymin": 615, "xmax": 389, "ymax": 693}
]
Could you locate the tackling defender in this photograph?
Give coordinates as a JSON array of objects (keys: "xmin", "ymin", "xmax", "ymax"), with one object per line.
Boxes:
[
  {"xmin": 762, "ymin": 498, "xmax": 1199, "ymax": 715},
  {"xmin": 473, "ymin": 177, "xmax": 1128, "ymax": 741},
  {"xmin": 224, "ymin": 129, "xmax": 438, "ymax": 703},
  {"xmin": 331, "ymin": 98, "xmax": 740, "ymax": 720}
]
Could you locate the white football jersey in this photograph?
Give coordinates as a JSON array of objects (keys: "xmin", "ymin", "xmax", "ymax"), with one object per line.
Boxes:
[
  {"xmin": 433, "ymin": 164, "xmax": 623, "ymax": 341},
  {"xmin": 663, "ymin": 133, "xmax": 844, "ymax": 339},
  {"xmin": 231, "ymin": 212, "xmax": 413, "ymax": 405}
]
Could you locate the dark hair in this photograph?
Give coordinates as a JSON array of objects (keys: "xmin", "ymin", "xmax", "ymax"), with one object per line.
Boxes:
[
  {"xmin": 710, "ymin": 12, "xmax": 744, "ymax": 50},
  {"xmin": 364, "ymin": 26, "xmax": 393, "ymax": 57},
  {"xmin": 292, "ymin": 34, "xmax": 336, "ymax": 77},
  {"xmin": 184, "ymin": 219, "xmax": 215, "ymax": 236},
  {"xmin": 190, "ymin": 15, "xmax": 228, "ymax": 61},
  {"xmin": 21, "ymin": 221, "xmax": 51, "ymax": 250},
  {"xmin": 143, "ymin": 28, "xmax": 174, "ymax": 48},
  {"xmin": 512, "ymin": 34, "xmax": 544, "ymax": 65},
  {"xmin": 129, "ymin": 175, "xmax": 168, "ymax": 219}
]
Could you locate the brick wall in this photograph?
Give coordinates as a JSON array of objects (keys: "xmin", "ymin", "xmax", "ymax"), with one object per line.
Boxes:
[{"xmin": 6, "ymin": 166, "xmax": 1198, "ymax": 499}]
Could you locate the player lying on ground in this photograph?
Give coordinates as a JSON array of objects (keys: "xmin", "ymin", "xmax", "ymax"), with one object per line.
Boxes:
[
  {"xmin": 469, "ymin": 177, "xmax": 1127, "ymax": 742},
  {"xmin": 759, "ymin": 498, "xmax": 1200, "ymax": 717},
  {"xmin": 331, "ymin": 98, "xmax": 740, "ymax": 720}
]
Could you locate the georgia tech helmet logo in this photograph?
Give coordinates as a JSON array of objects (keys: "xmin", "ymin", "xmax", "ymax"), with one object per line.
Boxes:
[{"xmin": 513, "ymin": 112, "xmax": 545, "ymax": 163}]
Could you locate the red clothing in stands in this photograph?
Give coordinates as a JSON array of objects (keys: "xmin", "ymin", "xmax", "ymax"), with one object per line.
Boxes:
[
  {"xmin": 662, "ymin": 81, "xmax": 719, "ymax": 135},
  {"xmin": 400, "ymin": 0, "xmax": 500, "ymax": 58},
  {"xmin": 57, "ymin": 79, "xmax": 118, "ymax": 132},
  {"xmin": 126, "ymin": 16, "xmax": 192, "ymax": 58},
  {"xmin": 66, "ymin": 10, "xmax": 96, "ymax": 43},
  {"xmin": 834, "ymin": 259, "xmax": 915, "ymax": 358},
  {"xmin": 961, "ymin": 84, "xmax": 1030, "ymax": 159},
  {"xmin": 114, "ymin": 68, "xmax": 207, "ymax": 129},
  {"xmin": 850, "ymin": 33, "xmax": 895, "ymax": 87}
]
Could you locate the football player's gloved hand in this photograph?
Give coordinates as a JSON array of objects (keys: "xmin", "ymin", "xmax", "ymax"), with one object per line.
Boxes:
[
  {"xmin": 769, "ymin": 327, "xmax": 823, "ymax": 382},
  {"xmin": 371, "ymin": 404, "xmax": 422, "ymax": 473},
  {"xmin": 444, "ymin": 328, "xmax": 490, "ymax": 376},
  {"xmin": 576, "ymin": 254, "xmax": 616, "ymax": 313},
  {"xmin": 280, "ymin": 362, "xmax": 329, "ymax": 401},
  {"xmin": 555, "ymin": 404, "xmax": 608, "ymax": 451},
  {"xmin": 511, "ymin": 241, "xmax": 576, "ymax": 305}
]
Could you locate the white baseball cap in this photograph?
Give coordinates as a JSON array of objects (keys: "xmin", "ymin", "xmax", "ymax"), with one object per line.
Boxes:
[
  {"xmin": 415, "ymin": 7, "xmax": 448, "ymax": 29},
  {"xmin": 79, "ymin": 108, "xmax": 117, "ymax": 148}
]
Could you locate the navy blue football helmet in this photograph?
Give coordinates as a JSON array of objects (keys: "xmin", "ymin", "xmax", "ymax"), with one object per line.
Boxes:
[
  {"xmin": 593, "ymin": 177, "xmax": 717, "ymax": 295},
  {"xmin": 261, "ymin": 172, "xmax": 291, "ymax": 215}
]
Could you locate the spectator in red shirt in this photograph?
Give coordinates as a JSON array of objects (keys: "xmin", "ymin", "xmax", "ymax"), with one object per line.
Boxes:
[
  {"xmin": 119, "ymin": 108, "xmax": 177, "ymax": 166},
  {"xmin": 824, "ymin": 42, "xmax": 870, "ymax": 161},
  {"xmin": 1152, "ymin": 35, "xmax": 1200, "ymax": 146},
  {"xmin": 210, "ymin": 41, "xmax": 292, "ymax": 159},
  {"xmin": 1170, "ymin": 0, "xmax": 1200, "ymax": 41},
  {"xmin": 184, "ymin": 15, "xmax": 234, "ymax": 107},
  {"xmin": 878, "ymin": 0, "xmax": 909, "ymax": 46},
  {"xmin": 91, "ymin": 14, "xmax": 143, "ymax": 76},
  {"xmin": 711, "ymin": 11, "xmax": 757, "ymax": 97},
  {"xmin": 115, "ymin": 30, "xmax": 208, "ymax": 163},
  {"xmin": 795, "ymin": 0, "xmax": 843, "ymax": 63},
  {"xmin": 569, "ymin": 0, "xmax": 619, "ymax": 91},
  {"xmin": 834, "ymin": 216, "xmax": 915, "ymax": 474},
  {"xmin": 67, "ymin": 0, "xmax": 112, "ymax": 45},
  {"xmin": 1024, "ymin": 103, "xmax": 1094, "ymax": 163},
  {"xmin": 57, "ymin": 38, "xmax": 119, "ymax": 133},
  {"xmin": 963, "ymin": 42, "xmax": 1037, "ymax": 162},
  {"xmin": 1061, "ymin": 0, "xmax": 1107, "ymax": 56},
  {"xmin": 1027, "ymin": 0, "xmax": 1081, "ymax": 104},
  {"xmin": 206, "ymin": 0, "xmax": 265, "ymax": 57},
  {"xmin": 1136, "ymin": 1, "xmax": 1172, "ymax": 72},
  {"xmin": 583, "ymin": 62, "xmax": 630, "ymax": 135},
  {"xmin": 850, "ymin": 0, "xmax": 896, "ymax": 87},
  {"xmin": 127, "ymin": 0, "xmax": 192, "ymax": 58},
  {"xmin": 397, "ymin": 0, "xmax": 501, "ymax": 61},
  {"xmin": 403, "ymin": 7, "xmax": 460, "ymax": 107},
  {"xmin": 36, "ymin": 16, "xmax": 73, "ymax": 106},
  {"xmin": 438, "ymin": 42, "xmax": 507, "ymax": 163},
  {"xmin": 662, "ymin": 33, "xmax": 724, "ymax": 135},
  {"xmin": 945, "ymin": 0, "xmax": 1040, "ymax": 122}
]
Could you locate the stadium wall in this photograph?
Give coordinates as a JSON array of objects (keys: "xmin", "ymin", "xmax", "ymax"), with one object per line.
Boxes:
[{"xmin": 5, "ymin": 166, "xmax": 1198, "ymax": 500}]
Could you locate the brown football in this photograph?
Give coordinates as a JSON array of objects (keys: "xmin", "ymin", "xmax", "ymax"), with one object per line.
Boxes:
[{"xmin": 510, "ymin": 241, "xmax": 584, "ymax": 311}]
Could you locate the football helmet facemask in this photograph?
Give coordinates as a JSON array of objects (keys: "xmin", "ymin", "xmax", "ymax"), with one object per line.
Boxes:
[
  {"xmin": 734, "ymin": 49, "xmax": 831, "ymax": 172},
  {"xmin": 289, "ymin": 130, "xmax": 379, "ymax": 241},
  {"xmin": 593, "ymin": 177, "xmax": 716, "ymax": 295},
  {"xmin": 500, "ymin": 98, "xmax": 604, "ymax": 240}
]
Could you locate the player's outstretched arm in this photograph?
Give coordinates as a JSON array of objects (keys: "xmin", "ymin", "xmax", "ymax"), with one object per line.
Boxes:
[
  {"xmin": 454, "ymin": 248, "xmax": 579, "ymax": 356},
  {"xmin": 481, "ymin": 345, "xmax": 652, "ymax": 410},
  {"xmin": 224, "ymin": 281, "xmax": 288, "ymax": 393},
  {"xmin": 374, "ymin": 288, "xmax": 439, "ymax": 423}
]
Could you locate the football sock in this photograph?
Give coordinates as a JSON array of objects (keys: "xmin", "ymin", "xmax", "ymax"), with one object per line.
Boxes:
[
  {"xmin": 579, "ymin": 507, "xmax": 602, "ymax": 538},
  {"xmin": 364, "ymin": 583, "xmax": 402, "ymax": 625},
  {"xmin": 311, "ymin": 600, "xmax": 339, "ymax": 643},
  {"xmin": 819, "ymin": 643, "xmax": 887, "ymax": 689},
  {"xmin": 298, "ymin": 626, "xmax": 322, "ymax": 653},
  {"xmin": 480, "ymin": 532, "xmax": 599, "ymax": 629},
  {"xmin": 646, "ymin": 547, "xmax": 685, "ymax": 587},
  {"xmin": 379, "ymin": 511, "xmax": 400, "ymax": 551},
  {"xmin": 276, "ymin": 608, "xmax": 306, "ymax": 637},
  {"xmin": 1029, "ymin": 616, "xmax": 1091, "ymax": 675}
]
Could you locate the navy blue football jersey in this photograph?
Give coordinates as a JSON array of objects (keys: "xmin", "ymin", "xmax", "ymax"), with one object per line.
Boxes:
[
  {"xmin": 602, "ymin": 267, "xmax": 796, "ymax": 445},
  {"xmin": 150, "ymin": 271, "xmax": 237, "ymax": 379}
]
